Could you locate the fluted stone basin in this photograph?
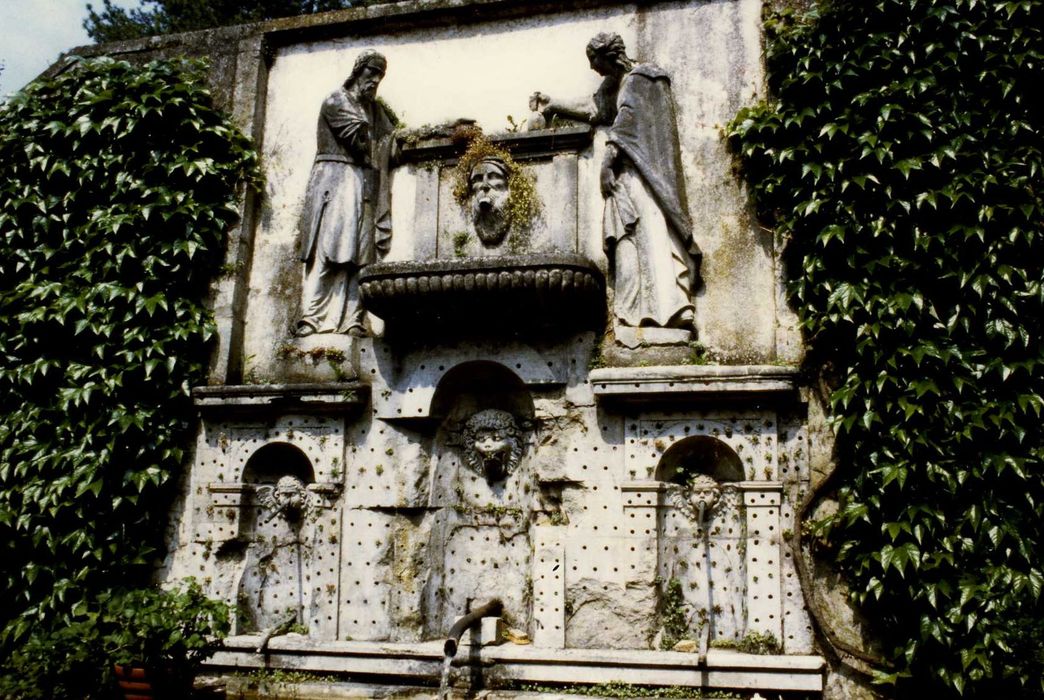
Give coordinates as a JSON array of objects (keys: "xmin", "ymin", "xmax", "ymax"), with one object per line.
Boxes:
[{"xmin": 360, "ymin": 254, "xmax": 605, "ymax": 334}]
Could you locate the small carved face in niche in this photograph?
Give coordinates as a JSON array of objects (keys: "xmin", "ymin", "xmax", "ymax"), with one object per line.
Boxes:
[
  {"xmin": 685, "ymin": 474, "xmax": 721, "ymax": 520},
  {"xmin": 462, "ymin": 409, "xmax": 522, "ymax": 482},
  {"xmin": 469, "ymin": 158, "xmax": 511, "ymax": 245},
  {"xmin": 258, "ymin": 475, "xmax": 310, "ymax": 523}
]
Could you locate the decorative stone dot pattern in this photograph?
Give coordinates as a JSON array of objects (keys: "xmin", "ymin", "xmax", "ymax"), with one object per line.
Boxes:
[
  {"xmin": 339, "ymin": 508, "xmax": 394, "ymax": 641},
  {"xmin": 779, "ymin": 494, "xmax": 814, "ymax": 652},
  {"xmin": 566, "ymin": 531, "xmax": 659, "ymax": 587},
  {"xmin": 208, "ymin": 415, "xmax": 342, "ymax": 484},
  {"xmin": 532, "ymin": 528, "xmax": 565, "ymax": 648},
  {"xmin": 344, "ymin": 419, "xmax": 429, "ymax": 509},
  {"xmin": 306, "ymin": 509, "xmax": 343, "ymax": 640},
  {"xmin": 193, "ymin": 415, "xmax": 341, "ymax": 541},
  {"xmin": 364, "ymin": 340, "xmax": 566, "ymax": 420},
  {"xmin": 235, "ymin": 505, "xmax": 342, "ymax": 640},
  {"xmin": 167, "ymin": 414, "xmax": 347, "ymax": 639},
  {"xmin": 168, "ymin": 363, "xmax": 816, "ymax": 659},
  {"xmin": 743, "ymin": 486, "xmax": 784, "ymax": 642},
  {"xmin": 774, "ymin": 414, "xmax": 814, "ymax": 653},
  {"xmin": 624, "ymin": 413, "xmax": 779, "ymax": 482},
  {"xmin": 657, "ymin": 486, "xmax": 748, "ymax": 643},
  {"xmin": 776, "ymin": 416, "xmax": 811, "ymax": 485}
]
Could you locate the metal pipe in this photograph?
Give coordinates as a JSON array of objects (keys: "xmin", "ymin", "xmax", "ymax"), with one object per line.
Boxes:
[
  {"xmin": 256, "ymin": 611, "xmax": 298, "ymax": 653},
  {"xmin": 698, "ymin": 501, "xmax": 711, "ymax": 664},
  {"xmin": 443, "ymin": 599, "xmax": 503, "ymax": 658}
]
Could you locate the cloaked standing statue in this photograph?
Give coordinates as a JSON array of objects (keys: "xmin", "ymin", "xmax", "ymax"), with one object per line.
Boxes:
[
  {"xmin": 296, "ymin": 50, "xmax": 397, "ymax": 337},
  {"xmin": 537, "ymin": 33, "xmax": 701, "ymax": 333}
]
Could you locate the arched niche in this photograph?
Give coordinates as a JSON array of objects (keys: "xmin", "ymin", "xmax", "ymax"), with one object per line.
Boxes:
[
  {"xmin": 653, "ymin": 435, "xmax": 748, "ymax": 647},
  {"xmin": 655, "ymin": 435, "xmax": 744, "ymax": 484},
  {"xmin": 242, "ymin": 442, "xmax": 315, "ymax": 486},
  {"xmin": 236, "ymin": 442, "xmax": 323, "ymax": 635},
  {"xmin": 422, "ymin": 361, "xmax": 536, "ymax": 639},
  {"xmin": 429, "ymin": 360, "xmax": 535, "ymax": 425},
  {"xmin": 238, "ymin": 441, "xmax": 317, "ymax": 541}
]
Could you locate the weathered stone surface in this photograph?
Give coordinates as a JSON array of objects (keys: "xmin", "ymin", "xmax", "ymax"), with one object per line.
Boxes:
[
  {"xmin": 672, "ymin": 639, "xmax": 698, "ymax": 653},
  {"xmin": 565, "ymin": 579, "xmax": 658, "ymax": 649},
  {"xmin": 62, "ymin": 0, "xmax": 835, "ymax": 693},
  {"xmin": 359, "ymin": 254, "xmax": 605, "ymax": 335}
]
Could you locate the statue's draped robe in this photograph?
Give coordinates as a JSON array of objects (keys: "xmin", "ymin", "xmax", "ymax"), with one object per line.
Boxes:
[
  {"xmin": 297, "ymin": 87, "xmax": 394, "ymax": 334},
  {"xmin": 600, "ymin": 64, "xmax": 700, "ymax": 328}
]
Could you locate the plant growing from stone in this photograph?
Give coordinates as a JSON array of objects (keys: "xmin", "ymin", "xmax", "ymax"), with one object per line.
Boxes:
[{"xmin": 452, "ymin": 134, "xmax": 540, "ymax": 239}]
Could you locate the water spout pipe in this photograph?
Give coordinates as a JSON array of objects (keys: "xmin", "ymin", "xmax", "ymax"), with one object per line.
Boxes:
[
  {"xmin": 697, "ymin": 500, "xmax": 711, "ymax": 664},
  {"xmin": 256, "ymin": 610, "xmax": 298, "ymax": 654},
  {"xmin": 443, "ymin": 599, "xmax": 503, "ymax": 658}
]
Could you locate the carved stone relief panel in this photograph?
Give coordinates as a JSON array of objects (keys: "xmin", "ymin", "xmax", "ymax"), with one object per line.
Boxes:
[{"xmin": 435, "ymin": 151, "xmax": 580, "ymax": 259}]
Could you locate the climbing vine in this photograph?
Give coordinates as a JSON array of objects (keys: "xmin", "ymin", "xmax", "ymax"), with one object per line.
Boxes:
[
  {"xmin": 729, "ymin": 1, "xmax": 1043, "ymax": 696},
  {"xmin": 0, "ymin": 56, "xmax": 258, "ymax": 691}
]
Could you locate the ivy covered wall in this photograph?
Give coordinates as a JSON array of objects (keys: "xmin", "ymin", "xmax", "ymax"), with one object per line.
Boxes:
[
  {"xmin": 0, "ymin": 57, "xmax": 258, "ymax": 695},
  {"xmin": 730, "ymin": 0, "xmax": 1043, "ymax": 696}
]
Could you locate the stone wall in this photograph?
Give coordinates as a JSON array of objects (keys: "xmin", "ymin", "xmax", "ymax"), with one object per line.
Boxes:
[{"xmin": 58, "ymin": 1, "xmax": 877, "ymax": 696}]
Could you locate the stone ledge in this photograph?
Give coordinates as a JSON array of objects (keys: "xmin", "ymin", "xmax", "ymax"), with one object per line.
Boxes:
[
  {"xmin": 192, "ymin": 383, "xmax": 369, "ymax": 415},
  {"xmin": 360, "ymin": 254, "xmax": 605, "ymax": 336},
  {"xmin": 209, "ymin": 637, "xmax": 824, "ymax": 693},
  {"xmin": 588, "ymin": 365, "xmax": 800, "ymax": 401},
  {"xmin": 401, "ymin": 125, "xmax": 594, "ymax": 164}
]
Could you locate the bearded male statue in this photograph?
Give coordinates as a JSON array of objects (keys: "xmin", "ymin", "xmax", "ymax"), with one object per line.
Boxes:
[
  {"xmin": 468, "ymin": 156, "xmax": 511, "ymax": 246},
  {"xmin": 296, "ymin": 50, "xmax": 397, "ymax": 337}
]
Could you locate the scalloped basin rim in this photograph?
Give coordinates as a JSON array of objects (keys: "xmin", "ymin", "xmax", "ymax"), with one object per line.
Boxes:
[{"xmin": 362, "ymin": 253, "xmax": 602, "ymax": 278}]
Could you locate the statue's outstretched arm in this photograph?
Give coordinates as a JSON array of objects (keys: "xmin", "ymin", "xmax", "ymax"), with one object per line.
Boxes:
[{"xmin": 531, "ymin": 91, "xmax": 596, "ymax": 124}]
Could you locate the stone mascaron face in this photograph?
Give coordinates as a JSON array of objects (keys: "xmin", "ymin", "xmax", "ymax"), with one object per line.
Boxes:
[
  {"xmin": 461, "ymin": 408, "xmax": 522, "ymax": 482},
  {"xmin": 469, "ymin": 159, "xmax": 511, "ymax": 246}
]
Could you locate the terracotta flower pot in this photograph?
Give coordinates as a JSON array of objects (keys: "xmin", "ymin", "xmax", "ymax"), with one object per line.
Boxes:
[{"xmin": 113, "ymin": 664, "xmax": 192, "ymax": 700}]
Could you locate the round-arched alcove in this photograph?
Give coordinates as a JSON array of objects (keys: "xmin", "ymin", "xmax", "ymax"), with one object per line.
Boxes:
[
  {"xmin": 242, "ymin": 442, "xmax": 315, "ymax": 485},
  {"xmin": 654, "ymin": 435, "xmax": 748, "ymax": 646},
  {"xmin": 236, "ymin": 442, "xmax": 320, "ymax": 634},
  {"xmin": 423, "ymin": 360, "xmax": 537, "ymax": 639},
  {"xmin": 429, "ymin": 360, "xmax": 534, "ymax": 424},
  {"xmin": 655, "ymin": 435, "xmax": 744, "ymax": 484}
]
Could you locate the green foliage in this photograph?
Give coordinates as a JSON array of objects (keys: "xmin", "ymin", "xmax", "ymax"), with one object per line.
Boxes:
[
  {"xmin": 517, "ymin": 681, "xmax": 740, "ymax": 699},
  {"xmin": 103, "ymin": 579, "xmax": 231, "ymax": 677},
  {"xmin": 452, "ymin": 230, "xmax": 471, "ymax": 258},
  {"xmin": 0, "ymin": 612, "xmax": 109, "ymax": 700},
  {"xmin": 709, "ymin": 631, "xmax": 781, "ymax": 656},
  {"xmin": 658, "ymin": 577, "xmax": 690, "ymax": 650},
  {"xmin": 0, "ymin": 579, "xmax": 229, "ymax": 699},
  {"xmin": 729, "ymin": 1, "xmax": 1044, "ymax": 696},
  {"xmin": 0, "ymin": 56, "xmax": 258, "ymax": 694},
  {"xmin": 84, "ymin": 0, "xmax": 364, "ymax": 42}
]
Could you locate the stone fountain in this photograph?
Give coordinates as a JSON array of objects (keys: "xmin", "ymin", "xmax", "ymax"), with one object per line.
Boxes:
[{"xmin": 138, "ymin": 0, "xmax": 829, "ymax": 696}]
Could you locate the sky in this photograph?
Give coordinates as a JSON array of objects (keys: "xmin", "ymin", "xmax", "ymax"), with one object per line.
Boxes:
[{"xmin": 0, "ymin": 0, "xmax": 141, "ymax": 96}]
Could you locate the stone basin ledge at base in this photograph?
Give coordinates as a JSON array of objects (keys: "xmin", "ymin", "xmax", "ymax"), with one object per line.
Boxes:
[{"xmin": 209, "ymin": 637, "xmax": 825, "ymax": 694}]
